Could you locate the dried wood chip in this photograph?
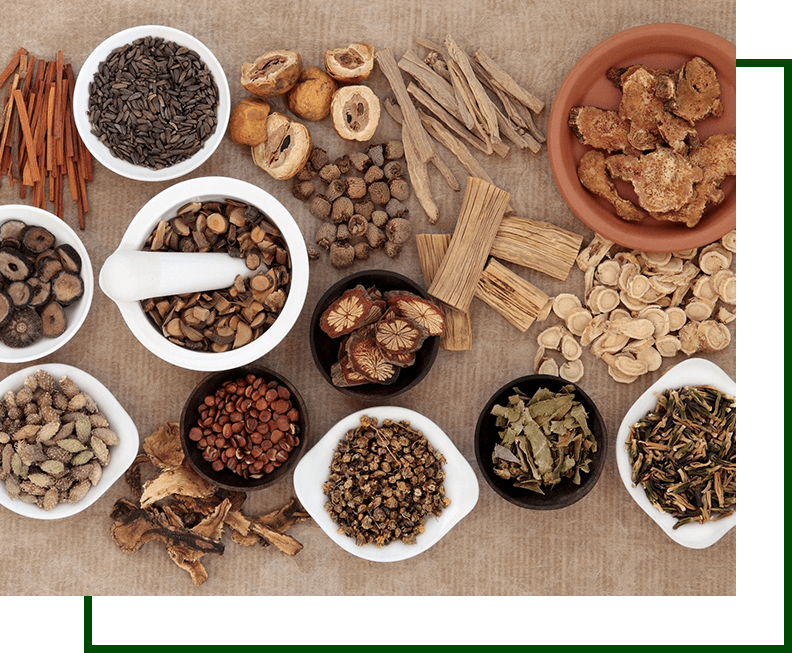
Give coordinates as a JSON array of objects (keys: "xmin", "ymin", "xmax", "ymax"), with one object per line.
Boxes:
[{"xmin": 475, "ymin": 259, "xmax": 549, "ymax": 332}]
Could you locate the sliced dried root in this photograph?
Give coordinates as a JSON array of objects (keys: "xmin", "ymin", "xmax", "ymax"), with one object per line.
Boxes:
[
  {"xmin": 595, "ymin": 259, "xmax": 620, "ymax": 286},
  {"xmin": 685, "ymin": 298, "xmax": 714, "ymax": 322},
  {"xmin": 607, "ymin": 317, "xmax": 654, "ymax": 340},
  {"xmin": 717, "ymin": 306, "xmax": 736, "ymax": 324},
  {"xmin": 576, "ymin": 234, "xmax": 613, "ymax": 271},
  {"xmin": 637, "ymin": 306, "xmax": 670, "ymax": 337},
  {"xmin": 710, "ymin": 269, "xmax": 736, "ymax": 304},
  {"xmin": 565, "ymin": 308, "xmax": 593, "ymax": 336},
  {"xmin": 698, "ymin": 243, "xmax": 733, "ymax": 275},
  {"xmin": 697, "ymin": 319, "xmax": 731, "ymax": 352},
  {"xmin": 636, "ymin": 346, "xmax": 662, "ymax": 372},
  {"xmin": 559, "ymin": 359, "xmax": 584, "ymax": 382},
  {"xmin": 720, "ymin": 229, "xmax": 736, "ymax": 253},
  {"xmin": 678, "ymin": 321, "xmax": 700, "ymax": 355},
  {"xmin": 587, "ymin": 286, "xmax": 619, "ymax": 314},
  {"xmin": 655, "ymin": 334, "xmax": 682, "ymax": 358},
  {"xmin": 552, "ymin": 293, "xmax": 582, "ymax": 320},
  {"xmin": 580, "ymin": 313, "xmax": 607, "ymax": 347},
  {"xmin": 560, "ymin": 334, "xmax": 582, "ymax": 361},
  {"xmin": 536, "ymin": 297, "xmax": 554, "ymax": 321},
  {"xmin": 537, "ymin": 357, "xmax": 559, "ymax": 376},
  {"xmin": 533, "ymin": 345, "xmax": 546, "ymax": 373},
  {"xmin": 537, "ymin": 324, "xmax": 566, "ymax": 350}
]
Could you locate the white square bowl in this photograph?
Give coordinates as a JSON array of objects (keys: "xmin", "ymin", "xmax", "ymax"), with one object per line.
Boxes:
[
  {"xmin": 0, "ymin": 363, "xmax": 139, "ymax": 520},
  {"xmin": 293, "ymin": 406, "xmax": 479, "ymax": 562},
  {"xmin": 615, "ymin": 358, "xmax": 736, "ymax": 548}
]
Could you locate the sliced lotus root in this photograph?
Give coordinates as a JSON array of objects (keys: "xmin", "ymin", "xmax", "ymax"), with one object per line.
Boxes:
[
  {"xmin": 384, "ymin": 292, "xmax": 445, "ymax": 336},
  {"xmin": 320, "ymin": 285, "xmax": 377, "ymax": 338},
  {"xmin": 346, "ymin": 325, "xmax": 399, "ymax": 384},
  {"xmin": 374, "ymin": 316, "xmax": 427, "ymax": 355}
]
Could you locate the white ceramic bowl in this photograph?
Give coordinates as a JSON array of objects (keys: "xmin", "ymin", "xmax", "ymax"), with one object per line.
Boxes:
[
  {"xmin": 99, "ymin": 176, "xmax": 309, "ymax": 371},
  {"xmin": 0, "ymin": 363, "xmax": 139, "ymax": 520},
  {"xmin": 293, "ymin": 406, "xmax": 479, "ymax": 562},
  {"xmin": 0, "ymin": 205, "xmax": 94, "ymax": 363},
  {"xmin": 616, "ymin": 358, "xmax": 736, "ymax": 549},
  {"xmin": 73, "ymin": 25, "xmax": 230, "ymax": 182}
]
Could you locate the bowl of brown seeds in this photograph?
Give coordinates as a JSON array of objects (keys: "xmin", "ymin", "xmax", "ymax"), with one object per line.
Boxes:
[
  {"xmin": 0, "ymin": 204, "xmax": 93, "ymax": 363},
  {"xmin": 98, "ymin": 176, "xmax": 308, "ymax": 371},
  {"xmin": 73, "ymin": 25, "xmax": 230, "ymax": 181}
]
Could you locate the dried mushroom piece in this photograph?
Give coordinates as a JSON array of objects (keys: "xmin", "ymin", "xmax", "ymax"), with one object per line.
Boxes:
[
  {"xmin": 324, "ymin": 43, "xmax": 375, "ymax": 83},
  {"xmin": 330, "ymin": 85, "xmax": 381, "ymax": 142},
  {"xmin": 241, "ymin": 50, "xmax": 302, "ymax": 99},
  {"xmin": 0, "ymin": 307, "xmax": 42, "ymax": 348},
  {"xmin": 252, "ymin": 112, "xmax": 312, "ymax": 180}
]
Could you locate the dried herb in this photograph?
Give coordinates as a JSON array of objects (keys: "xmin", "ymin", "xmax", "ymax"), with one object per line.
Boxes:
[
  {"xmin": 322, "ymin": 415, "xmax": 450, "ymax": 547},
  {"xmin": 491, "ymin": 385, "xmax": 597, "ymax": 493},
  {"xmin": 626, "ymin": 385, "xmax": 736, "ymax": 529}
]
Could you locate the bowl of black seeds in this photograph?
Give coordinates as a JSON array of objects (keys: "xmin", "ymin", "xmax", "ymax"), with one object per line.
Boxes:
[{"xmin": 73, "ymin": 25, "xmax": 230, "ymax": 181}]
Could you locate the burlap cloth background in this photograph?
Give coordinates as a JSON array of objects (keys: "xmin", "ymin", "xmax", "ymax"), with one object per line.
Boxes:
[{"xmin": 0, "ymin": 0, "xmax": 735, "ymax": 596}]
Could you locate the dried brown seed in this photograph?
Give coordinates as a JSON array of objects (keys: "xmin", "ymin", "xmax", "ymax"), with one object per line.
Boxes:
[
  {"xmin": 329, "ymin": 242, "xmax": 355, "ymax": 269},
  {"xmin": 331, "ymin": 197, "xmax": 354, "ymax": 224},
  {"xmin": 363, "ymin": 165, "xmax": 384, "ymax": 184},
  {"xmin": 345, "ymin": 177, "xmax": 367, "ymax": 199},
  {"xmin": 309, "ymin": 195, "xmax": 332, "ymax": 220},
  {"xmin": 316, "ymin": 223, "xmax": 338, "ymax": 249}
]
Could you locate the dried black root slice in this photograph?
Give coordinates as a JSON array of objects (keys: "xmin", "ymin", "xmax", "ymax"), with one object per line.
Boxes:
[
  {"xmin": 51, "ymin": 270, "xmax": 84, "ymax": 306},
  {"xmin": 0, "ymin": 219, "xmax": 26, "ymax": 242},
  {"xmin": 56, "ymin": 244, "xmax": 82, "ymax": 273},
  {"xmin": 0, "ymin": 247, "xmax": 34, "ymax": 281},
  {"xmin": 6, "ymin": 281, "xmax": 32, "ymax": 308},
  {"xmin": 20, "ymin": 226, "xmax": 56, "ymax": 255},
  {"xmin": 37, "ymin": 256, "xmax": 64, "ymax": 282},
  {"xmin": 0, "ymin": 291, "xmax": 12, "ymax": 329},
  {"xmin": 40, "ymin": 301, "xmax": 67, "ymax": 338},
  {"xmin": 0, "ymin": 307, "xmax": 42, "ymax": 347},
  {"xmin": 27, "ymin": 277, "xmax": 52, "ymax": 308}
]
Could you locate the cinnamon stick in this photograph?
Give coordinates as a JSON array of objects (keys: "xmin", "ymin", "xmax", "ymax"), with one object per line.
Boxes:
[{"xmin": 0, "ymin": 48, "xmax": 26, "ymax": 89}]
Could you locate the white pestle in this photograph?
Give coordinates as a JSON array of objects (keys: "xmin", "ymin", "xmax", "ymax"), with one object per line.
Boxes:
[{"xmin": 99, "ymin": 249, "xmax": 252, "ymax": 303}]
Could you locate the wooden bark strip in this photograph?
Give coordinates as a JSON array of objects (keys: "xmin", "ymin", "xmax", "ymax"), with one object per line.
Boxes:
[
  {"xmin": 475, "ymin": 258, "xmax": 550, "ymax": 332},
  {"xmin": 490, "ymin": 215, "xmax": 584, "ymax": 281},
  {"xmin": 415, "ymin": 233, "xmax": 473, "ymax": 351},
  {"xmin": 428, "ymin": 177, "xmax": 511, "ymax": 311},
  {"xmin": 418, "ymin": 109, "xmax": 494, "ymax": 185},
  {"xmin": 403, "ymin": 119, "xmax": 439, "ymax": 223},
  {"xmin": 473, "ymin": 48, "xmax": 545, "ymax": 114},
  {"xmin": 445, "ymin": 56, "xmax": 480, "ymax": 135},
  {"xmin": 415, "ymin": 37, "xmax": 444, "ymax": 53},
  {"xmin": 444, "ymin": 35, "xmax": 501, "ymax": 143},
  {"xmin": 375, "ymin": 47, "xmax": 435, "ymax": 164}
]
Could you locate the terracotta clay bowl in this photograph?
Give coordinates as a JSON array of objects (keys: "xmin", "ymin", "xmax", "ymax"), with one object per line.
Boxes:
[
  {"xmin": 474, "ymin": 374, "xmax": 607, "ymax": 510},
  {"xmin": 179, "ymin": 364, "xmax": 308, "ymax": 492},
  {"xmin": 547, "ymin": 23, "xmax": 736, "ymax": 252},
  {"xmin": 309, "ymin": 270, "xmax": 440, "ymax": 401}
]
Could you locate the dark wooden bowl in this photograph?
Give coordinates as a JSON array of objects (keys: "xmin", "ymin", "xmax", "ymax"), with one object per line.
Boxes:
[
  {"xmin": 309, "ymin": 269, "xmax": 440, "ymax": 401},
  {"xmin": 474, "ymin": 375, "xmax": 607, "ymax": 510},
  {"xmin": 179, "ymin": 364, "xmax": 309, "ymax": 492}
]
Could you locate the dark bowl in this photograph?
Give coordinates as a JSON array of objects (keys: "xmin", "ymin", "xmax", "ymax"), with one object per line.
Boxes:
[
  {"xmin": 179, "ymin": 364, "xmax": 309, "ymax": 492},
  {"xmin": 474, "ymin": 374, "xmax": 607, "ymax": 510},
  {"xmin": 309, "ymin": 269, "xmax": 441, "ymax": 401}
]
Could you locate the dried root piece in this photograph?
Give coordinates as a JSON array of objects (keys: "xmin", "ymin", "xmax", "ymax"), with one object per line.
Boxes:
[
  {"xmin": 319, "ymin": 285, "xmax": 378, "ymax": 337},
  {"xmin": 537, "ymin": 357, "xmax": 559, "ymax": 376},
  {"xmin": 559, "ymin": 359, "xmax": 584, "ymax": 382}
]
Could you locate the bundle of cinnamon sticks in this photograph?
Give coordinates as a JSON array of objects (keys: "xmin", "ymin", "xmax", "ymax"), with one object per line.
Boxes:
[{"xmin": 0, "ymin": 47, "xmax": 93, "ymax": 229}]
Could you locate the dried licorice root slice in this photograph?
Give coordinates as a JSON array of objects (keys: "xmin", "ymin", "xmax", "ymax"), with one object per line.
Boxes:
[
  {"xmin": 50, "ymin": 270, "xmax": 85, "ymax": 306},
  {"xmin": 0, "ymin": 307, "xmax": 42, "ymax": 347}
]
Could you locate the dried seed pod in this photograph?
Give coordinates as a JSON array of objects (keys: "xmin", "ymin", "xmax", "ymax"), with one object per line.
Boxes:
[
  {"xmin": 324, "ymin": 43, "xmax": 375, "ymax": 83},
  {"xmin": 252, "ymin": 112, "xmax": 312, "ymax": 180},
  {"xmin": 371, "ymin": 210, "xmax": 388, "ymax": 228},
  {"xmin": 319, "ymin": 163, "xmax": 341, "ymax": 183},
  {"xmin": 368, "ymin": 181, "xmax": 390, "ymax": 206},
  {"xmin": 309, "ymin": 195, "xmax": 332, "ymax": 220},
  {"xmin": 384, "ymin": 242, "xmax": 402, "ymax": 258},
  {"xmin": 67, "ymin": 478, "xmax": 91, "ymax": 503},
  {"xmin": 331, "ymin": 197, "xmax": 354, "ymax": 224},
  {"xmin": 91, "ymin": 428, "xmax": 120, "ymax": 447},
  {"xmin": 354, "ymin": 243, "xmax": 371, "ymax": 260},
  {"xmin": 336, "ymin": 224, "xmax": 352, "ymax": 242},
  {"xmin": 559, "ymin": 359, "xmax": 584, "ymax": 382},
  {"xmin": 367, "ymin": 143, "xmax": 384, "ymax": 167},
  {"xmin": 330, "ymin": 85, "xmax": 381, "ymax": 142},
  {"xmin": 71, "ymin": 450, "xmax": 94, "ymax": 466},
  {"xmin": 363, "ymin": 165, "xmax": 384, "ymax": 185},
  {"xmin": 228, "ymin": 97, "xmax": 271, "ymax": 147},
  {"xmin": 241, "ymin": 50, "xmax": 303, "ymax": 98},
  {"xmin": 383, "ymin": 140, "xmax": 404, "ymax": 160},
  {"xmin": 366, "ymin": 224, "xmax": 387, "ymax": 249},
  {"xmin": 385, "ymin": 198, "xmax": 408, "ymax": 219},
  {"xmin": 348, "ymin": 214, "xmax": 368, "ymax": 237},
  {"xmin": 382, "ymin": 160, "xmax": 402, "ymax": 180},
  {"xmin": 345, "ymin": 176, "xmax": 367, "ymax": 199},
  {"xmin": 348, "ymin": 151, "xmax": 371, "ymax": 172},
  {"xmin": 287, "ymin": 66, "xmax": 338, "ymax": 121},
  {"xmin": 329, "ymin": 242, "xmax": 355, "ymax": 270}
]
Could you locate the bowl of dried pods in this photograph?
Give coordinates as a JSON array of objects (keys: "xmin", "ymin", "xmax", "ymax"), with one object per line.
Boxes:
[
  {"xmin": 309, "ymin": 270, "xmax": 444, "ymax": 401},
  {"xmin": 293, "ymin": 405, "xmax": 479, "ymax": 562},
  {"xmin": 0, "ymin": 204, "xmax": 93, "ymax": 363},
  {"xmin": 616, "ymin": 357, "xmax": 736, "ymax": 548},
  {"xmin": 99, "ymin": 176, "xmax": 309, "ymax": 371},
  {"xmin": 179, "ymin": 365, "xmax": 308, "ymax": 491},
  {"xmin": 474, "ymin": 374, "xmax": 607, "ymax": 510},
  {"xmin": 73, "ymin": 25, "xmax": 230, "ymax": 181},
  {"xmin": 0, "ymin": 364, "xmax": 138, "ymax": 519}
]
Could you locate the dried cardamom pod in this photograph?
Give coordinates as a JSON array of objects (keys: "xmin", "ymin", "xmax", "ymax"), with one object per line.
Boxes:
[
  {"xmin": 40, "ymin": 460, "xmax": 66, "ymax": 477},
  {"xmin": 75, "ymin": 415, "xmax": 92, "ymax": 443},
  {"xmin": 57, "ymin": 438, "xmax": 86, "ymax": 453},
  {"xmin": 71, "ymin": 450, "xmax": 94, "ymax": 466},
  {"xmin": 91, "ymin": 428, "xmax": 120, "ymax": 447},
  {"xmin": 91, "ymin": 436, "xmax": 110, "ymax": 465},
  {"xmin": 27, "ymin": 473, "xmax": 54, "ymax": 488}
]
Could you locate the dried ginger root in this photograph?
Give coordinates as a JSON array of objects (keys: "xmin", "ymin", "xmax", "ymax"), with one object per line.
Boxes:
[{"xmin": 109, "ymin": 422, "xmax": 311, "ymax": 586}]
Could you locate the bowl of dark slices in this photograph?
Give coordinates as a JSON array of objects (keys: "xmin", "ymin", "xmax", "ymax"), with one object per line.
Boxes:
[
  {"xmin": 0, "ymin": 205, "xmax": 93, "ymax": 363},
  {"xmin": 309, "ymin": 270, "xmax": 444, "ymax": 401}
]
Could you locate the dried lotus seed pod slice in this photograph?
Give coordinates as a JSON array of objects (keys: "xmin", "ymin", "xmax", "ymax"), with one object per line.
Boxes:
[
  {"xmin": 0, "ymin": 307, "xmax": 42, "ymax": 348},
  {"xmin": 697, "ymin": 320, "xmax": 731, "ymax": 352},
  {"xmin": 565, "ymin": 308, "xmax": 593, "ymax": 337},
  {"xmin": 537, "ymin": 357, "xmax": 559, "ymax": 376},
  {"xmin": 594, "ymin": 259, "xmax": 621, "ymax": 286},
  {"xmin": 346, "ymin": 326, "xmax": 399, "ymax": 384},
  {"xmin": 655, "ymin": 335, "xmax": 682, "ymax": 358},
  {"xmin": 636, "ymin": 346, "xmax": 662, "ymax": 372},
  {"xmin": 384, "ymin": 293, "xmax": 445, "ymax": 336},
  {"xmin": 252, "ymin": 112, "xmax": 312, "ymax": 181},
  {"xmin": 560, "ymin": 334, "xmax": 582, "ymax": 361},
  {"xmin": 330, "ymin": 85, "xmax": 381, "ymax": 142},
  {"xmin": 241, "ymin": 50, "xmax": 302, "ymax": 99},
  {"xmin": 720, "ymin": 230, "xmax": 736, "ymax": 253},
  {"xmin": 559, "ymin": 359, "xmax": 585, "ymax": 382},
  {"xmin": 375, "ymin": 316, "xmax": 428, "ymax": 355},
  {"xmin": 552, "ymin": 294, "xmax": 582, "ymax": 320},
  {"xmin": 324, "ymin": 43, "xmax": 375, "ymax": 83},
  {"xmin": 320, "ymin": 286, "xmax": 376, "ymax": 338},
  {"xmin": 698, "ymin": 244, "xmax": 732, "ymax": 275}
]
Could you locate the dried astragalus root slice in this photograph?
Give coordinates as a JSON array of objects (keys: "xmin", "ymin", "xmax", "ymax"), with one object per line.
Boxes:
[
  {"xmin": 655, "ymin": 334, "xmax": 682, "ymax": 358},
  {"xmin": 665, "ymin": 306, "xmax": 687, "ymax": 332},
  {"xmin": 586, "ymin": 286, "xmax": 618, "ymax": 314},
  {"xmin": 375, "ymin": 316, "xmax": 428, "ymax": 355},
  {"xmin": 698, "ymin": 243, "xmax": 733, "ymax": 275},
  {"xmin": 594, "ymin": 259, "xmax": 621, "ymax": 286},
  {"xmin": 637, "ymin": 251, "xmax": 672, "ymax": 268},
  {"xmin": 536, "ymin": 297, "xmax": 554, "ymax": 322},
  {"xmin": 697, "ymin": 320, "xmax": 731, "ymax": 352},
  {"xmin": 619, "ymin": 289, "xmax": 649, "ymax": 312},
  {"xmin": 384, "ymin": 293, "xmax": 445, "ymax": 336},
  {"xmin": 580, "ymin": 313, "xmax": 608, "ymax": 347},
  {"xmin": 720, "ymin": 229, "xmax": 736, "ymax": 253},
  {"xmin": 590, "ymin": 331, "xmax": 629, "ymax": 358},
  {"xmin": 565, "ymin": 308, "xmax": 594, "ymax": 336},
  {"xmin": 711, "ymin": 270, "xmax": 736, "ymax": 304},
  {"xmin": 576, "ymin": 234, "xmax": 613, "ymax": 271},
  {"xmin": 320, "ymin": 285, "xmax": 376, "ymax": 338},
  {"xmin": 324, "ymin": 43, "xmax": 375, "ymax": 83},
  {"xmin": 672, "ymin": 247, "xmax": 699, "ymax": 260},
  {"xmin": 537, "ymin": 325, "xmax": 565, "ymax": 350},
  {"xmin": 636, "ymin": 346, "xmax": 662, "ymax": 372},
  {"xmin": 331, "ymin": 85, "xmax": 381, "ymax": 142},
  {"xmin": 608, "ymin": 318, "xmax": 655, "ymax": 340},
  {"xmin": 559, "ymin": 359, "xmax": 585, "ymax": 382},
  {"xmin": 622, "ymin": 337, "xmax": 656, "ymax": 355},
  {"xmin": 692, "ymin": 275, "xmax": 719, "ymax": 303},
  {"xmin": 678, "ymin": 322, "xmax": 701, "ymax": 355},
  {"xmin": 537, "ymin": 357, "xmax": 559, "ymax": 376},
  {"xmin": 685, "ymin": 298, "xmax": 714, "ymax": 322},
  {"xmin": 533, "ymin": 345, "xmax": 546, "ymax": 373},
  {"xmin": 552, "ymin": 293, "xmax": 582, "ymax": 320},
  {"xmin": 717, "ymin": 306, "xmax": 736, "ymax": 324},
  {"xmin": 560, "ymin": 334, "xmax": 582, "ymax": 361},
  {"xmin": 638, "ymin": 306, "xmax": 670, "ymax": 338},
  {"xmin": 241, "ymin": 50, "xmax": 303, "ymax": 99}
]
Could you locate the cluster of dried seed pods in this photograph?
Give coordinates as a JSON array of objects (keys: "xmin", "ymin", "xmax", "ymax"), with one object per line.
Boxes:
[
  {"xmin": 0, "ymin": 219, "xmax": 83, "ymax": 347},
  {"xmin": 319, "ymin": 285, "xmax": 444, "ymax": 386},
  {"xmin": 0, "ymin": 369, "xmax": 118, "ymax": 510},
  {"xmin": 535, "ymin": 230, "xmax": 736, "ymax": 384},
  {"xmin": 297, "ymin": 143, "xmax": 412, "ymax": 268},
  {"xmin": 189, "ymin": 374, "xmax": 301, "ymax": 479},
  {"xmin": 141, "ymin": 199, "xmax": 290, "ymax": 353}
]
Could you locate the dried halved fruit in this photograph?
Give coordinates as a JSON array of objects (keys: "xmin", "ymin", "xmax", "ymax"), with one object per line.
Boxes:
[
  {"xmin": 330, "ymin": 85, "xmax": 381, "ymax": 142},
  {"xmin": 228, "ymin": 97, "xmax": 271, "ymax": 147},
  {"xmin": 20, "ymin": 226, "xmax": 56, "ymax": 255},
  {"xmin": 0, "ymin": 247, "xmax": 33, "ymax": 281},
  {"xmin": 346, "ymin": 326, "xmax": 399, "ymax": 384},
  {"xmin": 0, "ymin": 307, "xmax": 42, "ymax": 348},
  {"xmin": 320, "ymin": 285, "xmax": 376, "ymax": 338},
  {"xmin": 252, "ymin": 112, "xmax": 312, "ymax": 181},
  {"xmin": 51, "ymin": 270, "xmax": 84, "ymax": 306},
  {"xmin": 287, "ymin": 66, "xmax": 338, "ymax": 122},
  {"xmin": 41, "ymin": 302, "xmax": 67, "ymax": 338},
  {"xmin": 241, "ymin": 50, "xmax": 302, "ymax": 99},
  {"xmin": 383, "ymin": 292, "xmax": 445, "ymax": 336},
  {"xmin": 324, "ymin": 43, "xmax": 375, "ymax": 83},
  {"xmin": 375, "ymin": 316, "xmax": 427, "ymax": 355}
]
